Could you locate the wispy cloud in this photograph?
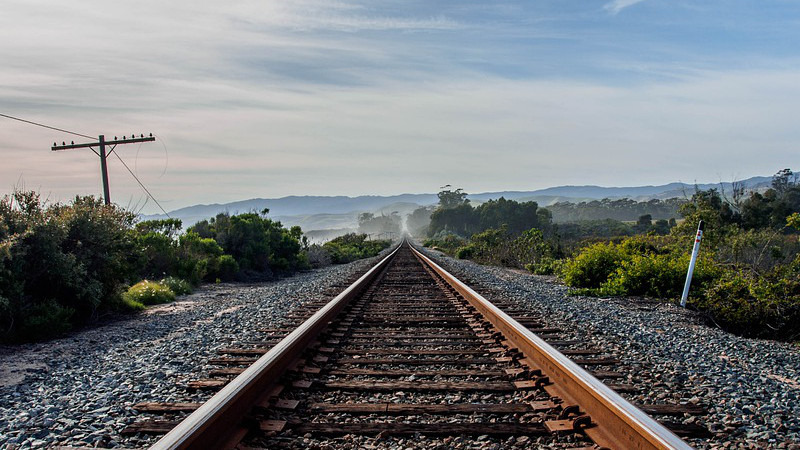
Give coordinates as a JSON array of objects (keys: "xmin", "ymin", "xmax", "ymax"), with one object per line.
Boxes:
[
  {"xmin": 604, "ymin": 0, "xmax": 648, "ymax": 15},
  {"xmin": 2, "ymin": 1, "xmax": 799, "ymax": 212}
]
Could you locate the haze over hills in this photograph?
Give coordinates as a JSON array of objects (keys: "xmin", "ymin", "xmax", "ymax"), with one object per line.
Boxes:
[{"xmin": 143, "ymin": 176, "xmax": 773, "ymax": 232}]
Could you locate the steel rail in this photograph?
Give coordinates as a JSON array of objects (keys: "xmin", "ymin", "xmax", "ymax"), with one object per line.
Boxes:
[
  {"xmin": 151, "ymin": 244, "xmax": 403, "ymax": 450},
  {"xmin": 410, "ymin": 244, "xmax": 693, "ymax": 450}
]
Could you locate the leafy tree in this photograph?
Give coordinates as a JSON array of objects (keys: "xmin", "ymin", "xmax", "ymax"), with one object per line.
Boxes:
[
  {"xmin": 478, "ymin": 197, "xmax": 544, "ymax": 236},
  {"xmin": 437, "ymin": 186, "xmax": 469, "ymax": 209},
  {"xmin": 135, "ymin": 218, "xmax": 182, "ymax": 238},
  {"xmin": 738, "ymin": 169, "xmax": 800, "ymax": 230},
  {"xmin": 546, "ymin": 198, "xmax": 686, "ymax": 223},
  {"xmin": 429, "ymin": 203, "xmax": 479, "ymax": 237},
  {"xmin": 188, "ymin": 211, "xmax": 307, "ymax": 274},
  {"xmin": 429, "ymin": 195, "xmax": 554, "ymax": 240},
  {"xmin": 674, "ymin": 188, "xmax": 740, "ymax": 247}
]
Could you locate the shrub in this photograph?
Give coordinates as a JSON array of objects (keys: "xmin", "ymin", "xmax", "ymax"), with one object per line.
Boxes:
[
  {"xmin": 423, "ymin": 233, "xmax": 466, "ymax": 255},
  {"xmin": 455, "ymin": 244, "xmax": 476, "ymax": 259},
  {"xmin": 304, "ymin": 244, "xmax": 332, "ymax": 269},
  {"xmin": 601, "ymin": 252, "xmax": 718, "ymax": 298},
  {"xmin": 216, "ymin": 255, "xmax": 239, "ymax": 281},
  {"xmin": 160, "ymin": 277, "xmax": 193, "ymax": 295},
  {"xmin": 697, "ymin": 271, "xmax": 800, "ymax": 340},
  {"xmin": 122, "ymin": 280, "xmax": 175, "ymax": 307},
  {"xmin": 189, "ymin": 212, "xmax": 308, "ymax": 273},
  {"xmin": 322, "ymin": 234, "xmax": 391, "ymax": 264},
  {"xmin": 0, "ymin": 191, "xmax": 137, "ymax": 342},
  {"xmin": 17, "ymin": 300, "xmax": 75, "ymax": 341},
  {"xmin": 526, "ymin": 257, "xmax": 564, "ymax": 276},
  {"xmin": 562, "ymin": 242, "xmax": 627, "ymax": 288}
]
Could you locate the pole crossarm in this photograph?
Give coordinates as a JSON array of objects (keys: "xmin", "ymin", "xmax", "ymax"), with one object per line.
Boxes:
[
  {"xmin": 52, "ymin": 135, "xmax": 154, "ymax": 151},
  {"xmin": 50, "ymin": 133, "xmax": 156, "ymax": 205}
]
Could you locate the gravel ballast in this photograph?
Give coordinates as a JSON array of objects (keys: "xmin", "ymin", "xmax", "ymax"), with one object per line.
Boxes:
[
  {"xmin": 421, "ymin": 247, "xmax": 800, "ymax": 450},
  {"xmin": 0, "ymin": 257, "xmax": 379, "ymax": 449}
]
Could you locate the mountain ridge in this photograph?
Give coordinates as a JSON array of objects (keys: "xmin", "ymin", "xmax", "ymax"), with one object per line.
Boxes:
[{"xmin": 143, "ymin": 175, "xmax": 774, "ymax": 229}]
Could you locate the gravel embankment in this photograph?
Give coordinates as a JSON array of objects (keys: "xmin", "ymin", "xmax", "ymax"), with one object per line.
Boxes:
[
  {"xmin": 421, "ymin": 247, "xmax": 800, "ymax": 450},
  {"xmin": 0, "ymin": 256, "xmax": 379, "ymax": 449}
]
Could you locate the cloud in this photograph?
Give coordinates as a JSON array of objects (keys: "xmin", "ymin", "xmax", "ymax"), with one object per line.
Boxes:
[
  {"xmin": 604, "ymin": 0, "xmax": 648, "ymax": 15},
  {"xmin": 1, "ymin": 1, "xmax": 799, "ymax": 213},
  {"xmin": 8, "ymin": 65, "xmax": 799, "ymax": 211}
]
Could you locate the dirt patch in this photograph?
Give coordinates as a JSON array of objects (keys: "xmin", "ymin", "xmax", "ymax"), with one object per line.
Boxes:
[{"xmin": 0, "ymin": 356, "xmax": 47, "ymax": 388}]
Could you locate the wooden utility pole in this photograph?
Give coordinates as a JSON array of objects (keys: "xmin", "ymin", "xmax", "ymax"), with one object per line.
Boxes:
[{"xmin": 52, "ymin": 134, "xmax": 155, "ymax": 205}]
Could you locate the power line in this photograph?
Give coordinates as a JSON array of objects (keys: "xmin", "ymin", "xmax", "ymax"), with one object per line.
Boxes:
[
  {"xmin": 112, "ymin": 152, "xmax": 170, "ymax": 217},
  {"xmin": 0, "ymin": 113, "xmax": 94, "ymax": 139},
  {"xmin": 2, "ymin": 112, "xmax": 171, "ymax": 217}
]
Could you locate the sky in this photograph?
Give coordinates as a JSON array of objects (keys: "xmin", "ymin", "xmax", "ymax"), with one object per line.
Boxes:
[{"xmin": 1, "ymin": 0, "xmax": 799, "ymax": 214}]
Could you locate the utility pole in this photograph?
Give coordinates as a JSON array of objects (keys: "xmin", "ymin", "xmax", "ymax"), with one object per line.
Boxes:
[{"xmin": 52, "ymin": 133, "xmax": 155, "ymax": 205}]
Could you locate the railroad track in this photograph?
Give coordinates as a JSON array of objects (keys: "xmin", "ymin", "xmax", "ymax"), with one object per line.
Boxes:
[{"xmin": 124, "ymin": 241, "xmax": 699, "ymax": 449}]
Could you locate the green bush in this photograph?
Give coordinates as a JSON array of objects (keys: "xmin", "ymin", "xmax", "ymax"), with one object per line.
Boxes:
[
  {"xmin": 0, "ymin": 191, "xmax": 137, "ymax": 342},
  {"xmin": 160, "ymin": 277, "xmax": 193, "ymax": 295},
  {"xmin": 122, "ymin": 280, "xmax": 175, "ymax": 307},
  {"xmin": 455, "ymin": 244, "xmax": 475, "ymax": 259},
  {"xmin": 526, "ymin": 257, "xmax": 564, "ymax": 275},
  {"xmin": 322, "ymin": 233, "xmax": 391, "ymax": 264},
  {"xmin": 189, "ymin": 212, "xmax": 308, "ymax": 273},
  {"xmin": 562, "ymin": 236, "xmax": 720, "ymax": 298},
  {"xmin": 601, "ymin": 252, "xmax": 718, "ymax": 298},
  {"xmin": 562, "ymin": 242, "xmax": 627, "ymax": 288},
  {"xmin": 423, "ymin": 232, "xmax": 466, "ymax": 255},
  {"xmin": 18, "ymin": 300, "xmax": 75, "ymax": 341},
  {"xmin": 216, "ymin": 255, "xmax": 239, "ymax": 281},
  {"xmin": 697, "ymin": 271, "xmax": 800, "ymax": 340},
  {"xmin": 0, "ymin": 190, "xmax": 314, "ymax": 342}
]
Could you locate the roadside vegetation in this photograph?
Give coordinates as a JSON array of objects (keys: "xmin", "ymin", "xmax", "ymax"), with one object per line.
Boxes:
[
  {"xmin": 0, "ymin": 195, "xmax": 392, "ymax": 343},
  {"xmin": 423, "ymin": 169, "xmax": 800, "ymax": 341}
]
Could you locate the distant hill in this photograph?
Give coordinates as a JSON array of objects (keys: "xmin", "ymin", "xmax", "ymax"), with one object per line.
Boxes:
[
  {"xmin": 143, "ymin": 175, "xmax": 774, "ymax": 230},
  {"xmin": 471, "ymin": 177, "xmax": 772, "ymax": 203}
]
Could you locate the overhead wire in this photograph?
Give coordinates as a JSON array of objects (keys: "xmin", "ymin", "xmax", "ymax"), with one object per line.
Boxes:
[
  {"xmin": 0, "ymin": 112, "xmax": 94, "ymax": 139},
  {"xmin": 112, "ymin": 152, "xmax": 171, "ymax": 217}
]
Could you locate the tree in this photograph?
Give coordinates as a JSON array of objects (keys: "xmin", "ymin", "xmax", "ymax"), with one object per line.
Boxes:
[
  {"xmin": 477, "ymin": 197, "xmax": 542, "ymax": 236},
  {"xmin": 437, "ymin": 186, "xmax": 469, "ymax": 209},
  {"xmin": 135, "ymin": 218, "xmax": 182, "ymax": 239},
  {"xmin": 187, "ymin": 212, "xmax": 308, "ymax": 274},
  {"xmin": 739, "ymin": 169, "xmax": 800, "ymax": 230},
  {"xmin": 772, "ymin": 168, "xmax": 797, "ymax": 195}
]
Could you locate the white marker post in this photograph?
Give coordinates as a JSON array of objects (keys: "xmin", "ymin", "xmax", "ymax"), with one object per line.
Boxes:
[{"xmin": 680, "ymin": 220, "xmax": 705, "ymax": 308}]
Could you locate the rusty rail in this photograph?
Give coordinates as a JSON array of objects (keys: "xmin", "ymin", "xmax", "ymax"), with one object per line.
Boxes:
[
  {"xmin": 409, "ymin": 243, "xmax": 692, "ymax": 450},
  {"xmin": 150, "ymin": 244, "xmax": 402, "ymax": 450}
]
